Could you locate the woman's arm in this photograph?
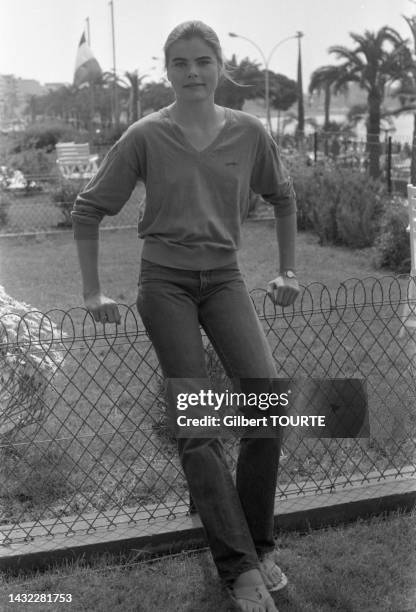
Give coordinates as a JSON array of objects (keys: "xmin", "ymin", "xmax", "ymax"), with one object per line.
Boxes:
[
  {"xmin": 276, "ymin": 211, "xmax": 296, "ymax": 273},
  {"xmin": 75, "ymin": 237, "xmax": 121, "ymax": 324},
  {"xmin": 72, "ymin": 126, "xmax": 144, "ymax": 324},
  {"xmin": 249, "ymin": 124, "xmax": 299, "ymax": 307},
  {"xmin": 266, "ymin": 211, "xmax": 300, "ymax": 308}
]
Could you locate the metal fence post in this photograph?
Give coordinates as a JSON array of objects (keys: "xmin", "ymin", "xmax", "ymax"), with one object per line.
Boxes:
[
  {"xmin": 314, "ymin": 132, "xmax": 318, "ymax": 163},
  {"xmin": 387, "ymin": 136, "xmax": 392, "ymax": 194}
]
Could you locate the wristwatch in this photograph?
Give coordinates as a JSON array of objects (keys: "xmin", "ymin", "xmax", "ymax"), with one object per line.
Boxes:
[{"xmin": 280, "ymin": 270, "xmax": 297, "ymax": 279}]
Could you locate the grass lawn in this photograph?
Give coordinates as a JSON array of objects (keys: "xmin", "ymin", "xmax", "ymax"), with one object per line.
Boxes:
[{"xmin": 0, "ymin": 510, "xmax": 415, "ymax": 611}]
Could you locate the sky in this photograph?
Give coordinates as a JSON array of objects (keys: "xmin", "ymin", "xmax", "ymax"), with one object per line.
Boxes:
[{"xmin": 0, "ymin": 0, "xmax": 412, "ymax": 88}]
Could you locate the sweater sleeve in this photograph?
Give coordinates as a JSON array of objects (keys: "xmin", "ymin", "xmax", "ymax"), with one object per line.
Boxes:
[
  {"xmin": 71, "ymin": 127, "xmax": 143, "ymax": 240},
  {"xmin": 250, "ymin": 125, "xmax": 296, "ymax": 218}
]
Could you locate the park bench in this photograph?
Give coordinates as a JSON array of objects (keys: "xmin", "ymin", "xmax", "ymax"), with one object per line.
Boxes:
[{"xmin": 56, "ymin": 142, "xmax": 98, "ymax": 180}]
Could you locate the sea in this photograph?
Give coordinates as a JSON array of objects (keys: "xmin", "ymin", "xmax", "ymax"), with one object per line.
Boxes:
[{"xmin": 287, "ymin": 112, "xmax": 414, "ymax": 143}]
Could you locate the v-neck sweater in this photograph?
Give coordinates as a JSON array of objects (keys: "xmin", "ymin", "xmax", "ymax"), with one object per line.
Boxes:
[{"xmin": 71, "ymin": 106, "xmax": 296, "ymax": 270}]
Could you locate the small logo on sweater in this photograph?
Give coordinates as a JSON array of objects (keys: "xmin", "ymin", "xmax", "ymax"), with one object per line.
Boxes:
[{"xmin": 225, "ymin": 161, "xmax": 238, "ymax": 166}]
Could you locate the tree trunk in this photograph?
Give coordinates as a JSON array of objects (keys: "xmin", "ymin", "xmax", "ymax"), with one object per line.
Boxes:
[
  {"xmin": 324, "ymin": 84, "xmax": 331, "ymax": 130},
  {"xmin": 324, "ymin": 84, "xmax": 331, "ymax": 157},
  {"xmin": 131, "ymin": 76, "xmax": 138, "ymax": 124},
  {"xmin": 367, "ymin": 91, "xmax": 381, "ymax": 179}
]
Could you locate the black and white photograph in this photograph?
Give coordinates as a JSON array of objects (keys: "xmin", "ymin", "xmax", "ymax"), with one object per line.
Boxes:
[{"xmin": 0, "ymin": 1, "xmax": 415, "ymax": 610}]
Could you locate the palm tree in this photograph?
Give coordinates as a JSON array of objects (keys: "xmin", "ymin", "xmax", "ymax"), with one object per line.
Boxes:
[
  {"xmin": 308, "ymin": 65, "xmax": 348, "ymax": 155},
  {"xmin": 329, "ymin": 27, "xmax": 411, "ymax": 178},
  {"xmin": 125, "ymin": 71, "xmax": 140, "ymax": 123},
  {"xmin": 100, "ymin": 71, "xmax": 131, "ymax": 127},
  {"xmin": 308, "ymin": 65, "xmax": 347, "ymax": 131},
  {"xmin": 124, "ymin": 70, "xmax": 151, "ymax": 124},
  {"xmin": 215, "ymin": 55, "xmax": 264, "ymax": 110}
]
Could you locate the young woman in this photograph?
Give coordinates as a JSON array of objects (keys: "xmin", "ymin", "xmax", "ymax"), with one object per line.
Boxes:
[{"xmin": 72, "ymin": 20, "xmax": 299, "ymax": 612}]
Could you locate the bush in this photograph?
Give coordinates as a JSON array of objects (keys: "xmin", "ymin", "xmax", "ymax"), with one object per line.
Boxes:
[
  {"xmin": 6, "ymin": 148, "xmax": 56, "ymax": 178},
  {"xmin": 335, "ymin": 170, "xmax": 386, "ymax": 248},
  {"xmin": 50, "ymin": 179, "xmax": 85, "ymax": 227},
  {"xmin": 285, "ymin": 162, "xmax": 316, "ymax": 232},
  {"xmin": 11, "ymin": 121, "xmax": 79, "ymax": 153},
  {"xmin": 91, "ymin": 124, "xmax": 128, "ymax": 148},
  {"xmin": 0, "ymin": 191, "xmax": 12, "ymax": 227},
  {"xmin": 289, "ymin": 163, "xmax": 387, "ymax": 247},
  {"xmin": 373, "ymin": 197, "xmax": 410, "ymax": 273}
]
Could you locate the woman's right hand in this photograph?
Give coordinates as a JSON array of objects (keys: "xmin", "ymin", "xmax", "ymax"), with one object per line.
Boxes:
[{"xmin": 84, "ymin": 292, "xmax": 121, "ymax": 325}]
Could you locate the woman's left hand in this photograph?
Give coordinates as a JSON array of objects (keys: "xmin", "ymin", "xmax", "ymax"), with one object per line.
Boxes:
[{"xmin": 267, "ymin": 275, "xmax": 300, "ymax": 307}]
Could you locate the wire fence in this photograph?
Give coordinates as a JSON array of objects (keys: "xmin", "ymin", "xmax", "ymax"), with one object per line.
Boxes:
[
  {"xmin": 1, "ymin": 181, "xmax": 145, "ymax": 236},
  {"xmin": 0, "ymin": 276, "xmax": 415, "ymax": 547},
  {"xmin": 0, "ymin": 132, "xmax": 413, "ymax": 236}
]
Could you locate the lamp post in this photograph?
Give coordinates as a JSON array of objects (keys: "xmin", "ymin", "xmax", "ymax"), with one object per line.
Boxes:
[
  {"xmin": 296, "ymin": 31, "xmax": 305, "ymax": 143},
  {"xmin": 228, "ymin": 32, "xmax": 298, "ymax": 133},
  {"xmin": 109, "ymin": 0, "xmax": 119, "ymax": 128}
]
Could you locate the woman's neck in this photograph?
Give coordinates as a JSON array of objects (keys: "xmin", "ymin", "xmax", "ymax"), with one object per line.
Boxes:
[{"xmin": 169, "ymin": 100, "xmax": 222, "ymax": 129}]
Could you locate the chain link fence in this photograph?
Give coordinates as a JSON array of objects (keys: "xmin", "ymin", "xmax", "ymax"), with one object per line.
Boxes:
[
  {"xmin": 0, "ymin": 276, "xmax": 415, "ymax": 547},
  {"xmin": 0, "ymin": 177, "xmax": 145, "ymax": 236}
]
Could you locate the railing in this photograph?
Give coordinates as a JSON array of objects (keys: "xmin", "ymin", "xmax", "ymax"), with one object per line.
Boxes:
[{"xmin": 0, "ymin": 277, "xmax": 415, "ymax": 546}]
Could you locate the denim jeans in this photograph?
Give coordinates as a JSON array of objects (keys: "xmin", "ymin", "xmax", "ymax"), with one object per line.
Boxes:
[{"xmin": 136, "ymin": 258, "xmax": 281, "ymax": 586}]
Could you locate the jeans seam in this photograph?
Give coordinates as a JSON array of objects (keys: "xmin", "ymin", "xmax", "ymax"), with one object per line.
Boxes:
[{"xmin": 201, "ymin": 316, "xmax": 236, "ymax": 379}]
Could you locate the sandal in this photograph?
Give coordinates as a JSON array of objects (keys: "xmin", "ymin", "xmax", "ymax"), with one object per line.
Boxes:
[
  {"xmin": 226, "ymin": 582, "xmax": 279, "ymax": 612},
  {"xmin": 259, "ymin": 550, "xmax": 288, "ymax": 592}
]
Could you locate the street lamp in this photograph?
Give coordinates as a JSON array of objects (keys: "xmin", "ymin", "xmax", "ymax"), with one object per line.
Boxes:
[
  {"xmin": 229, "ymin": 31, "xmax": 298, "ymax": 133},
  {"xmin": 296, "ymin": 31, "xmax": 305, "ymax": 142}
]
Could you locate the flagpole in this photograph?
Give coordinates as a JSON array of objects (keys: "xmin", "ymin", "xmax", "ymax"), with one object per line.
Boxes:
[
  {"xmin": 86, "ymin": 17, "xmax": 91, "ymax": 45},
  {"xmin": 109, "ymin": 0, "xmax": 119, "ymax": 128}
]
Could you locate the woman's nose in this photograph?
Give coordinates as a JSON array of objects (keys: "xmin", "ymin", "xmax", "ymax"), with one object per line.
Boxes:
[{"xmin": 187, "ymin": 63, "xmax": 199, "ymax": 77}]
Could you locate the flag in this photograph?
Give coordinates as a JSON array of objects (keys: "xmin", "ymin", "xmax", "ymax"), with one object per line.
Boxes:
[{"xmin": 73, "ymin": 32, "xmax": 102, "ymax": 87}]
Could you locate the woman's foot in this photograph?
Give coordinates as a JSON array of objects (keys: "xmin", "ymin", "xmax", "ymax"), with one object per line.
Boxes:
[
  {"xmin": 259, "ymin": 551, "xmax": 288, "ymax": 592},
  {"xmin": 227, "ymin": 569, "xmax": 278, "ymax": 612}
]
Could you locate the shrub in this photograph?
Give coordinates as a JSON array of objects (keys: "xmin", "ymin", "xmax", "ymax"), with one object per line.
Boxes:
[
  {"xmin": 289, "ymin": 163, "xmax": 387, "ymax": 248},
  {"xmin": 91, "ymin": 124, "xmax": 128, "ymax": 148},
  {"xmin": 6, "ymin": 148, "xmax": 56, "ymax": 178},
  {"xmin": 0, "ymin": 191, "xmax": 12, "ymax": 228},
  {"xmin": 50, "ymin": 179, "xmax": 85, "ymax": 227},
  {"xmin": 335, "ymin": 170, "xmax": 386, "ymax": 248},
  {"xmin": 283, "ymin": 154, "xmax": 316, "ymax": 232},
  {"xmin": 11, "ymin": 121, "xmax": 79, "ymax": 153},
  {"xmin": 373, "ymin": 197, "xmax": 410, "ymax": 273},
  {"xmin": 289, "ymin": 165, "xmax": 317, "ymax": 232},
  {"xmin": 308, "ymin": 169, "xmax": 341, "ymax": 245},
  {"xmin": 289, "ymin": 163, "xmax": 342, "ymax": 244}
]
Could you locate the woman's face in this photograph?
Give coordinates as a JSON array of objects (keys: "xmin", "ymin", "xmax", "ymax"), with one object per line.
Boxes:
[{"xmin": 166, "ymin": 37, "xmax": 221, "ymax": 103}]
